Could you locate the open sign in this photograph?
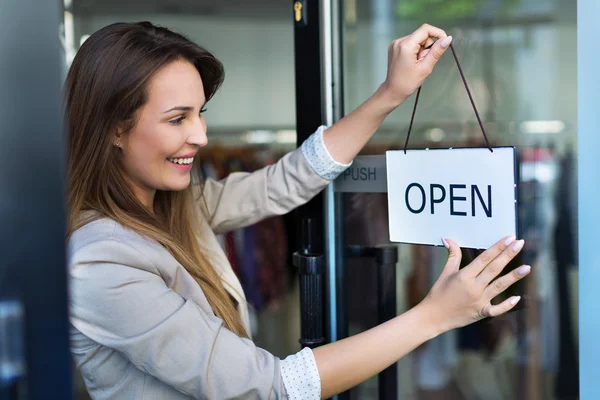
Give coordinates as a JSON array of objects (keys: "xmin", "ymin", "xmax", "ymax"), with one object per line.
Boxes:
[{"xmin": 386, "ymin": 147, "xmax": 518, "ymax": 249}]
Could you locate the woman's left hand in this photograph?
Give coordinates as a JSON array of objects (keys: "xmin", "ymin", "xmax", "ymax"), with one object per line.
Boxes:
[
  {"xmin": 381, "ymin": 23, "xmax": 452, "ymax": 105},
  {"xmin": 321, "ymin": 23, "xmax": 452, "ymax": 165}
]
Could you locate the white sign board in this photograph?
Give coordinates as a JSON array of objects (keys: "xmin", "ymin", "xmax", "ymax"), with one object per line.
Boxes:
[{"xmin": 386, "ymin": 147, "xmax": 517, "ymax": 249}]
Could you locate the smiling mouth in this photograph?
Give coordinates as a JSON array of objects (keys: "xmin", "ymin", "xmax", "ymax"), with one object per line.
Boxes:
[{"xmin": 167, "ymin": 157, "xmax": 194, "ymax": 165}]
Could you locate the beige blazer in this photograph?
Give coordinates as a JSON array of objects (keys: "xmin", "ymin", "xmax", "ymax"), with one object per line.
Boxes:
[{"xmin": 68, "ymin": 147, "xmax": 329, "ymax": 399}]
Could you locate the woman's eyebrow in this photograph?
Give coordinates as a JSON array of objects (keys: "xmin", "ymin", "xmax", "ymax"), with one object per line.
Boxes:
[{"xmin": 162, "ymin": 105, "xmax": 194, "ymax": 114}]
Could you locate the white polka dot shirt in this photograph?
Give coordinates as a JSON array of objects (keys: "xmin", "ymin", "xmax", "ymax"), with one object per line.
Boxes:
[
  {"xmin": 301, "ymin": 125, "xmax": 352, "ymax": 181},
  {"xmin": 280, "ymin": 347, "xmax": 322, "ymax": 399}
]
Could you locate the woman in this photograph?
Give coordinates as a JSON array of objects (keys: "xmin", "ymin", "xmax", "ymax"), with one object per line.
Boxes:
[{"xmin": 66, "ymin": 21, "xmax": 529, "ymax": 399}]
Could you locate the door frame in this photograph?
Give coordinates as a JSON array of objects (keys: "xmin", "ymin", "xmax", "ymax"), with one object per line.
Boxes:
[
  {"xmin": 0, "ymin": 0, "xmax": 73, "ymax": 397},
  {"xmin": 577, "ymin": 0, "xmax": 599, "ymax": 398}
]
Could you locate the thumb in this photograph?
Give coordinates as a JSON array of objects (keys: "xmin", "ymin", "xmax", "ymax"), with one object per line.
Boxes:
[
  {"xmin": 423, "ymin": 36, "xmax": 452, "ymax": 70},
  {"xmin": 442, "ymin": 238, "xmax": 462, "ymax": 274}
]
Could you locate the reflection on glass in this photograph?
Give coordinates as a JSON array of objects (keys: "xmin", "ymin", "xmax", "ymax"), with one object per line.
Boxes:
[{"xmin": 341, "ymin": 0, "xmax": 578, "ymax": 399}]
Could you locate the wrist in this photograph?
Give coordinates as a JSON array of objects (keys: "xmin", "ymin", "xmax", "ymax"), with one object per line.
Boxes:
[
  {"xmin": 375, "ymin": 82, "xmax": 408, "ymax": 110},
  {"xmin": 413, "ymin": 298, "xmax": 448, "ymax": 340}
]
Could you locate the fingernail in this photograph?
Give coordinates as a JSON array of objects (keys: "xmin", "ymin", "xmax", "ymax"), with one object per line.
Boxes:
[
  {"xmin": 440, "ymin": 36, "xmax": 453, "ymax": 48},
  {"xmin": 512, "ymin": 240, "xmax": 525, "ymax": 252},
  {"xmin": 518, "ymin": 265, "xmax": 531, "ymax": 276},
  {"xmin": 504, "ymin": 236, "xmax": 516, "ymax": 246},
  {"xmin": 442, "ymin": 238, "xmax": 449, "ymax": 249},
  {"xmin": 510, "ymin": 296, "xmax": 521, "ymax": 306}
]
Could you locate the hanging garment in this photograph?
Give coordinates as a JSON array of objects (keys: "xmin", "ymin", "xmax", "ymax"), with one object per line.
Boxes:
[{"xmin": 255, "ymin": 216, "xmax": 288, "ymax": 309}]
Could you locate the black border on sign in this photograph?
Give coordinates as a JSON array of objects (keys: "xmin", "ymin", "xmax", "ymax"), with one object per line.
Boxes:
[{"xmin": 385, "ymin": 146, "xmax": 519, "ymax": 249}]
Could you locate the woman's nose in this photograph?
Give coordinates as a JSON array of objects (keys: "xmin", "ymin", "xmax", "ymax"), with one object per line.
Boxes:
[{"xmin": 187, "ymin": 118, "xmax": 208, "ymax": 147}]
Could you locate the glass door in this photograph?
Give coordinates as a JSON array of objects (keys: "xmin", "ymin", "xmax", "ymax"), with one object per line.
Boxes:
[{"xmin": 322, "ymin": 0, "xmax": 580, "ymax": 399}]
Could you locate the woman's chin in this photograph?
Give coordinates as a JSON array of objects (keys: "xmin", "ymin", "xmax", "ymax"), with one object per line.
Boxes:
[{"xmin": 167, "ymin": 176, "xmax": 192, "ymax": 191}]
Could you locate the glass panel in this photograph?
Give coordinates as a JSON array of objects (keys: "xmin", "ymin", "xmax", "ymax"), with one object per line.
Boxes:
[
  {"xmin": 339, "ymin": 0, "xmax": 578, "ymax": 399},
  {"xmin": 65, "ymin": 1, "xmax": 300, "ymax": 398}
]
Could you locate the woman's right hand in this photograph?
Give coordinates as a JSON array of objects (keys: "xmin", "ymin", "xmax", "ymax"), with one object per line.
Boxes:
[{"xmin": 420, "ymin": 236, "xmax": 530, "ymax": 334}]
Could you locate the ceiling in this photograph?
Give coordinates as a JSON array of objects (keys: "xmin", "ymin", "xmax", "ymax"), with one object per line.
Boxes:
[{"xmin": 72, "ymin": 0, "xmax": 301, "ymax": 19}]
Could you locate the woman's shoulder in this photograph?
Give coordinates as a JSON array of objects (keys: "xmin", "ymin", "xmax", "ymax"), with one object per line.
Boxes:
[
  {"xmin": 69, "ymin": 213, "xmax": 163, "ymax": 270},
  {"xmin": 70, "ymin": 213, "xmax": 118, "ymax": 250}
]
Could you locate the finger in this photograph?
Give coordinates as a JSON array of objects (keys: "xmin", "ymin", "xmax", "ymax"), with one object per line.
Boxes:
[
  {"xmin": 418, "ymin": 49, "xmax": 430, "ymax": 61},
  {"xmin": 419, "ymin": 37, "xmax": 436, "ymax": 57},
  {"xmin": 421, "ymin": 36, "xmax": 452, "ymax": 70},
  {"xmin": 481, "ymin": 296, "xmax": 521, "ymax": 318},
  {"xmin": 476, "ymin": 239, "xmax": 525, "ymax": 285},
  {"xmin": 441, "ymin": 238, "xmax": 462, "ymax": 275},
  {"xmin": 408, "ymin": 23, "xmax": 447, "ymax": 46},
  {"xmin": 483, "ymin": 264, "xmax": 531, "ymax": 301},
  {"xmin": 462, "ymin": 236, "xmax": 517, "ymax": 277}
]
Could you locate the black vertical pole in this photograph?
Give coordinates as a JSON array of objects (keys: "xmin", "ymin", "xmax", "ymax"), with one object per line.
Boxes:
[
  {"xmin": 294, "ymin": 218, "xmax": 326, "ymax": 348},
  {"xmin": 292, "ymin": 0, "xmax": 329, "ymax": 343},
  {"xmin": 292, "ymin": 0, "xmax": 326, "ymax": 234},
  {"xmin": 346, "ymin": 245, "xmax": 399, "ymax": 399},
  {"xmin": 293, "ymin": 0, "xmax": 325, "ymax": 148},
  {"xmin": 376, "ymin": 247, "xmax": 398, "ymax": 400},
  {"xmin": 0, "ymin": 0, "xmax": 72, "ymax": 398}
]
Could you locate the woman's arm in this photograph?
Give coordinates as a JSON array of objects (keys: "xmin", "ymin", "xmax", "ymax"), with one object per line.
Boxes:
[
  {"xmin": 201, "ymin": 147, "xmax": 331, "ymax": 234},
  {"xmin": 314, "ymin": 301, "xmax": 437, "ymax": 398},
  {"xmin": 203, "ymin": 25, "xmax": 452, "ymax": 234},
  {"xmin": 314, "ymin": 236, "xmax": 528, "ymax": 398},
  {"xmin": 323, "ymin": 24, "xmax": 453, "ymax": 164}
]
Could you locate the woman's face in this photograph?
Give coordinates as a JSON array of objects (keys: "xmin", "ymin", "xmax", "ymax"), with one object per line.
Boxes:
[{"xmin": 118, "ymin": 60, "xmax": 208, "ymax": 208}]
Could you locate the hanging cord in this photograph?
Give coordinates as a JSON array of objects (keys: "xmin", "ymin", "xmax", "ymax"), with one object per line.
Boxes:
[{"xmin": 404, "ymin": 42, "xmax": 493, "ymax": 153}]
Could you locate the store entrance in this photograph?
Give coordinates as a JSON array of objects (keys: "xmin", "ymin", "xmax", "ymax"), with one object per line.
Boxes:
[{"xmin": 308, "ymin": 0, "xmax": 581, "ymax": 399}]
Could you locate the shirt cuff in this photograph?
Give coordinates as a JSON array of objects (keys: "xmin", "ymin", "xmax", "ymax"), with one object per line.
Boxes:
[
  {"xmin": 301, "ymin": 125, "xmax": 352, "ymax": 181},
  {"xmin": 280, "ymin": 347, "xmax": 321, "ymax": 400}
]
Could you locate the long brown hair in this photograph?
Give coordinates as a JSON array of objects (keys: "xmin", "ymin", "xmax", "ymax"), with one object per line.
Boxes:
[{"xmin": 65, "ymin": 21, "xmax": 248, "ymax": 337}]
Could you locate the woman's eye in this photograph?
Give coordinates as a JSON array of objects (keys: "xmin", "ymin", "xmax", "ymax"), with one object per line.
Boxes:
[{"xmin": 169, "ymin": 116, "xmax": 185, "ymax": 125}]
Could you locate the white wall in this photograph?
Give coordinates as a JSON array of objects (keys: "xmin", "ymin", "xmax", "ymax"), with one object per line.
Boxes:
[{"xmin": 75, "ymin": 14, "xmax": 297, "ymax": 131}]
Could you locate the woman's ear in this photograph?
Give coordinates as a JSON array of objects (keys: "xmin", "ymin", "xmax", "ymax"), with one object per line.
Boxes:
[
  {"xmin": 113, "ymin": 132, "xmax": 122, "ymax": 148},
  {"xmin": 113, "ymin": 124, "xmax": 127, "ymax": 149}
]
